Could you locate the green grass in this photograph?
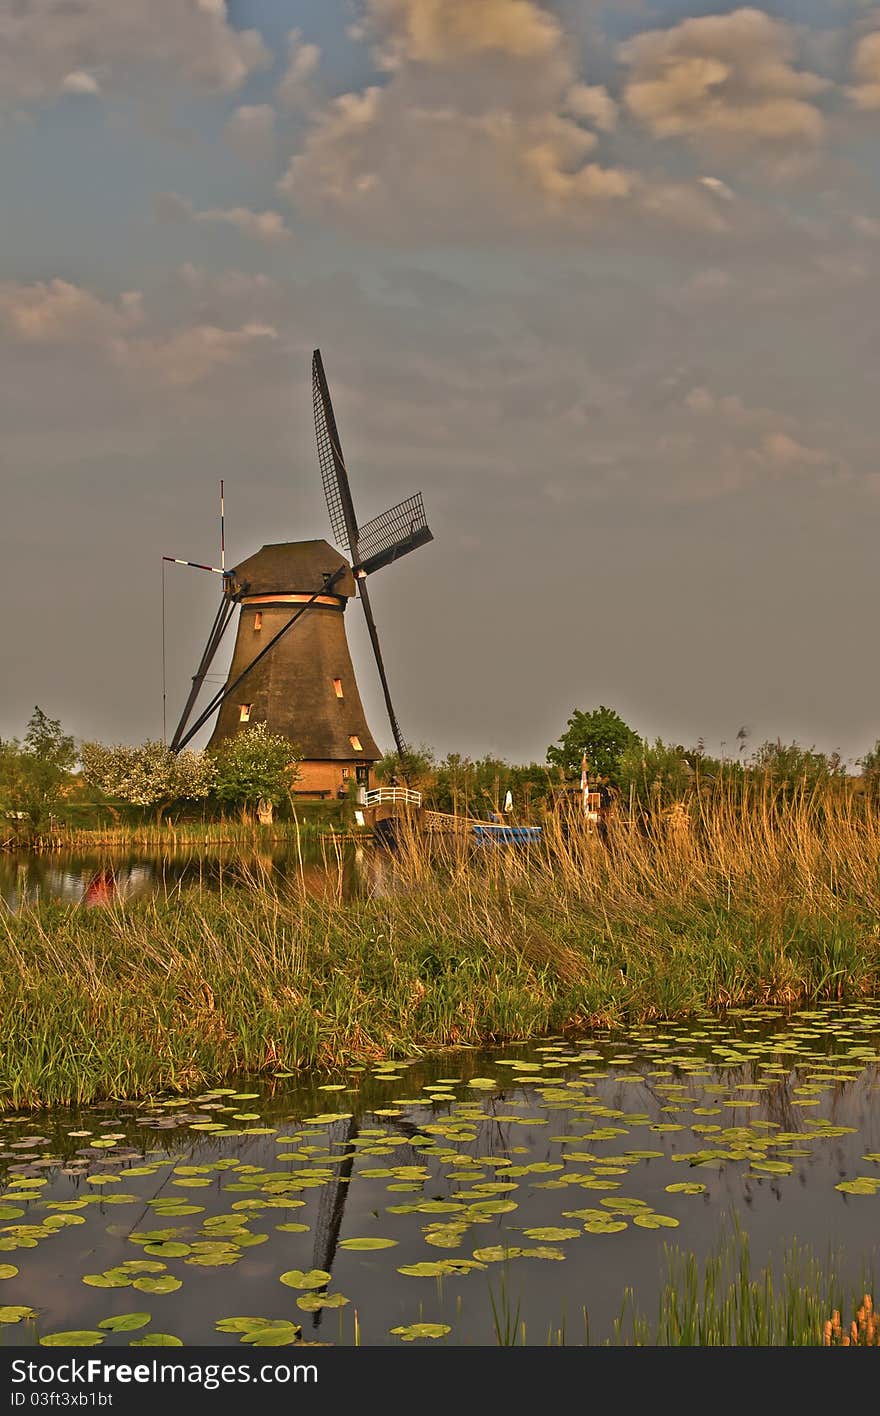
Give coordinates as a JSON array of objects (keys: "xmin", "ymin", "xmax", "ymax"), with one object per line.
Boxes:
[
  {"xmin": 3, "ymin": 785, "xmax": 880, "ymax": 1108},
  {"xmin": 493, "ymin": 1225, "xmax": 870, "ymax": 1345}
]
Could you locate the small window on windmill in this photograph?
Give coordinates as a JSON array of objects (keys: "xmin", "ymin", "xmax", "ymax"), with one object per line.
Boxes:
[
  {"xmin": 333, "ymin": 678, "xmax": 344, "ymax": 698},
  {"xmin": 349, "ymin": 735, "xmax": 363, "ymax": 752},
  {"xmin": 239, "ymin": 704, "xmax": 252, "ymax": 723},
  {"xmin": 254, "ymin": 612, "xmax": 263, "ymax": 631}
]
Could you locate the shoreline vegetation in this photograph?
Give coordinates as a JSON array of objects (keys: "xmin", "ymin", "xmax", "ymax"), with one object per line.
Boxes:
[{"xmin": 3, "ymin": 783, "xmax": 880, "ymax": 1110}]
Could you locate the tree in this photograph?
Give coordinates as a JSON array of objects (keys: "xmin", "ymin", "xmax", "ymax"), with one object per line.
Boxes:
[
  {"xmin": 617, "ymin": 739, "xmax": 695, "ymax": 810},
  {"xmin": 375, "ymin": 744, "xmax": 436, "ymax": 788},
  {"xmin": 210, "ymin": 723, "xmax": 301, "ymax": 820},
  {"xmin": 859, "ymin": 740, "xmax": 880, "ymax": 796},
  {"xmin": 547, "ymin": 706, "xmax": 640, "ymax": 785},
  {"xmin": 80, "ymin": 740, "xmax": 216, "ymax": 821},
  {"xmin": 0, "ymin": 706, "xmax": 76, "ymax": 832}
]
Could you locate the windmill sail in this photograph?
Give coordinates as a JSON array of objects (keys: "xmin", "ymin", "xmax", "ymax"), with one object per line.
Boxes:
[{"xmin": 312, "ymin": 349, "xmax": 433, "ymax": 762}]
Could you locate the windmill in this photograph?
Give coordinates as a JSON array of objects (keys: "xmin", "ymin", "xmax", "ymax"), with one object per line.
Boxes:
[{"xmin": 168, "ymin": 351, "xmax": 433, "ymax": 796}]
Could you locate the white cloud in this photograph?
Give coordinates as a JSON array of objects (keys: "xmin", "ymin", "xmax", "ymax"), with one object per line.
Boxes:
[
  {"xmin": 0, "ymin": 275, "xmax": 278, "ymax": 390},
  {"xmin": 277, "ymin": 30, "xmax": 321, "ymax": 109},
  {"xmin": 620, "ymin": 8, "xmax": 829, "ymax": 156},
  {"xmin": 280, "ymin": 0, "xmax": 639, "ymax": 241},
  {"xmin": 110, "ymin": 321, "xmax": 278, "ymax": 389},
  {"xmin": 361, "ymin": 0, "xmax": 561, "ymax": 66},
  {"xmin": 224, "ymin": 104, "xmax": 275, "ymax": 161},
  {"xmin": 0, "ymin": 279, "xmax": 142, "ymax": 343},
  {"xmin": 60, "ymin": 71, "xmax": 101, "ymax": 97},
  {"xmin": 156, "ymin": 193, "xmax": 291, "ymax": 243},
  {"xmin": 848, "ymin": 30, "xmax": 880, "ymax": 110},
  {"xmin": 0, "ymin": 0, "xmax": 270, "ymax": 106}
]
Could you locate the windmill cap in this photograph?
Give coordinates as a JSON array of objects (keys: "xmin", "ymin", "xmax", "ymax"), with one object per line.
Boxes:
[{"xmin": 229, "ymin": 540, "xmax": 355, "ymax": 598}]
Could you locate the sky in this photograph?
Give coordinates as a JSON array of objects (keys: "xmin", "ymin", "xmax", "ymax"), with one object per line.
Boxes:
[{"xmin": 2, "ymin": 0, "xmax": 880, "ymax": 768}]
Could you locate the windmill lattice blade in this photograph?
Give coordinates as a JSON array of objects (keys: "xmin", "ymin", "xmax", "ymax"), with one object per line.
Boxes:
[
  {"xmin": 355, "ymin": 493, "xmax": 433, "ymax": 576},
  {"xmin": 312, "ymin": 349, "xmax": 359, "ymax": 556}
]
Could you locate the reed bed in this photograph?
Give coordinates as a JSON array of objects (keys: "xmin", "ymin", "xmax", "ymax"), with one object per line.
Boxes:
[
  {"xmin": 497, "ymin": 1225, "xmax": 862, "ymax": 1345},
  {"xmin": 2, "ymin": 783, "xmax": 880, "ymax": 1109}
]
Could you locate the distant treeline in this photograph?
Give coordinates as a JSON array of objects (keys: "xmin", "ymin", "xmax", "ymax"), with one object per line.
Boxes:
[{"xmin": 3, "ymin": 703, "xmax": 880, "ymax": 845}]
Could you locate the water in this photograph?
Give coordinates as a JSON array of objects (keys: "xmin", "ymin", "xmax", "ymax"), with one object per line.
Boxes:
[
  {"xmin": 3, "ymin": 1003, "xmax": 880, "ymax": 1346},
  {"xmin": 0, "ymin": 845, "xmax": 395, "ymax": 911}
]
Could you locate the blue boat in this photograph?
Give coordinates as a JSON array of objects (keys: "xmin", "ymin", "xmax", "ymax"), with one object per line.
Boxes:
[{"xmin": 471, "ymin": 823, "xmax": 542, "ymax": 846}]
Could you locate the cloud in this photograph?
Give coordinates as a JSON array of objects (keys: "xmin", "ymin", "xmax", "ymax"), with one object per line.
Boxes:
[
  {"xmin": 848, "ymin": 30, "xmax": 880, "ymax": 110},
  {"xmin": 277, "ymin": 29, "xmax": 321, "ymax": 110},
  {"xmin": 280, "ymin": 0, "xmax": 640, "ymax": 241},
  {"xmin": 60, "ymin": 71, "xmax": 101, "ymax": 97},
  {"xmin": 156, "ymin": 193, "xmax": 291, "ymax": 243},
  {"xmin": 109, "ymin": 321, "xmax": 278, "ymax": 389},
  {"xmin": 0, "ymin": 279, "xmax": 142, "ymax": 343},
  {"xmin": 360, "ymin": 0, "xmax": 561, "ymax": 65},
  {"xmin": 224, "ymin": 104, "xmax": 275, "ymax": 161},
  {"xmin": 0, "ymin": 0, "xmax": 270, "ymax": 106},
  {"xmin": 619, "ymin": 8, "xmax": 829, "ymax": 157},
  {"xmin": 0, "ymin": 275, "xmax": 277, "ymax": 390}
]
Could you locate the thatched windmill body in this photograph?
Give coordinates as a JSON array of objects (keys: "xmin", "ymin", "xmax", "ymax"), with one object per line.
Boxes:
[{"xmin": 168, "ymin": 352, "xmax": 432, "ymax": 797}]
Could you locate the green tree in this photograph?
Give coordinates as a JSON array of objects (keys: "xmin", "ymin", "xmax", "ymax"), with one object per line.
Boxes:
[
  {"xmin": 210, "ymin": 723, "xmax": 301, "ymax": 821},
  {"xmin": 374, "ymin": 744, "xmax": 436, "ymax": 788},
  {"xmin": 749, "ymin": 740, "xmax": 845, "ymax": 792},
  {"xmin": 617, "ymin": 739, "xmax": 695, "ymax": 810},
  {"xmin": 0, "ymin": 706, "xmax": 76, "ymax": 832},
  {"xmin": 859, "ymin": 740, "xmax": 880, "ymax": 796},
  {"xmin": 547, "ymin": 706, "xmax": 640, "ymax": 786},
  {"xmin": 80, "ymin": 740, "xmax": 216, "ymax": 822}
]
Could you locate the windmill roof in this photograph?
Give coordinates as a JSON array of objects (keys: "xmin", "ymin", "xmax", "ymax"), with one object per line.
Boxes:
[{"xmin": 231, "ymin": 541, "xmax": 355, "ymax": 598}]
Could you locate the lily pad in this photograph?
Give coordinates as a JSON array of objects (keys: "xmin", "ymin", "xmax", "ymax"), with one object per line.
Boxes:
[
  {"xmin": 132, "ymin": 1276, "xmax": 182, "ymax": 1294},
  {"xmin": 338, "ymin": 1237, "xmax": 398, "ymax": 1250},
  {"xmin": 391, "ymin": 1323, "xmax": 451, "ymax": 1341},
  {"xmin": 40, "ymin": 1332, "xmax": 104, "ymax": 1347},
  {"xmin": 279, "ymin": 1269, "xmax": 331, "ymax": 1290},
  {"xmin": 129, "ymin": 1334, "xmax": 184, "ymax": 1346},
  {"xmin": 98, "ymin": 1314, "xmax": 151, "ymax": 1332},
  {"xmin": 296, "ymin": 1293, "xmax": 350, "ymax": 1311}
]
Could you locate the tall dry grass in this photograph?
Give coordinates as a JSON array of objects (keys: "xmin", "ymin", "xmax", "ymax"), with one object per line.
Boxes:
[{"xmin": 2, "ymin": 783, "xmax": 879, "ymax": 1108}]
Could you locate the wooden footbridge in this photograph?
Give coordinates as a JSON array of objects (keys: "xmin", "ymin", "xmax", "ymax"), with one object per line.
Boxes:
[{"xmin": 360, "ymin": 788, "xmax": 542, "ymax": 844}]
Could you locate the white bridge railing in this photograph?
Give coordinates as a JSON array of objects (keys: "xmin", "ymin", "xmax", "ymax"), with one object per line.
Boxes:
[{"xmin": 363, "ymin": 786, "xmax": 423, "ymax": 808}]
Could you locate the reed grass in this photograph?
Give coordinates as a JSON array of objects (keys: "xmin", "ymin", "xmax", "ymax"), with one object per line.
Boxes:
[
  {"xmin": 493, "ymin": 1225, "xmax": 861, "ymax": 1345},
  {"xmin": 2, "ymin": 782, "xmax": 880, "ymax": 1108}
]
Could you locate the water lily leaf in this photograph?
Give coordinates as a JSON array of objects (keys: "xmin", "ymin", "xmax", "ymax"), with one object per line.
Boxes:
[
  {"xmin": 584, "ymin": 1220, "xmax": 628, "ymax": 1234},
  {"xmin": 632, "ymin": 1213, "xmax": 680, "ymax": 1229},
  {"xmin": 98, "ymin": 1314, "xmax": 151, "ymax": 1332},
  {"xmin": 40, "ymin": 1332, "xmax": 104, "ymax": 1346},
  {"xmin": 391, "ymin": 1323, "xmax": 451, "ymax": 1341},
  {"xmin": 129, "ymin": 1334, "xmax": 184, "ymax": 1346},
  {"xmin": 521, "ymin": 1227, "xmax": 580, "ymax": 1242},
  {"xmin": 279, "ymin": 1269, "xmax": 331, "ymax": 1289},
  {"xmin": 275, "ymin": 1223, "xmax": 310, "ymax": 1234},
  {"xmin": 835, "ymin": 1178, "xmax": 880, "ymax": 1195},
  {"xmin": 0, "ymin": 1265, "xmax": 19, "ymax": 1279},
  {"xmin": 0, "ymin": 1306, "xmax": 36, "ymax": 1324},
  {"xmin": 241, "ymin": 1325, "xmax": 301, "ymax": 1346},
  {"xmin": 83, "ymin": 1274, "xmax": 131, "ymax": 1289},
  {"xmin": 338, "ymin": 1237, "xmax": 398, "ymax": 1250},
  {"xmin": 397, "ymin": 1261, "xmax": 453, "ymax": 1277},
  {"xmin": 665, "ymin": 1183, "xmax": 706, "ymax": 1195},
  {"xmin": 471, "ymin": 1247, "xmax": 524, "ymax": 1263},
  {"xmin": 132, "ymin": 1276, "xmax": 182, "ymax": 1294},
  {"xmin": 750, "ymin": 1161, "xmax": 793, "ymax": 1175},
  {"xmin": 143, "ymin": 1242, "xmax": 191, "ymax": 1257},
  {"xmin": 296, "ymin": 1293, "xmax": 350, "ymax": 1311}
]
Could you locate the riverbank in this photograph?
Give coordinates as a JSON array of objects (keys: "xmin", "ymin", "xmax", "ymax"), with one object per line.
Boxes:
[{"xmin": 3, "ymin": 788, "xmax": 880, "ymax": 1108}]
